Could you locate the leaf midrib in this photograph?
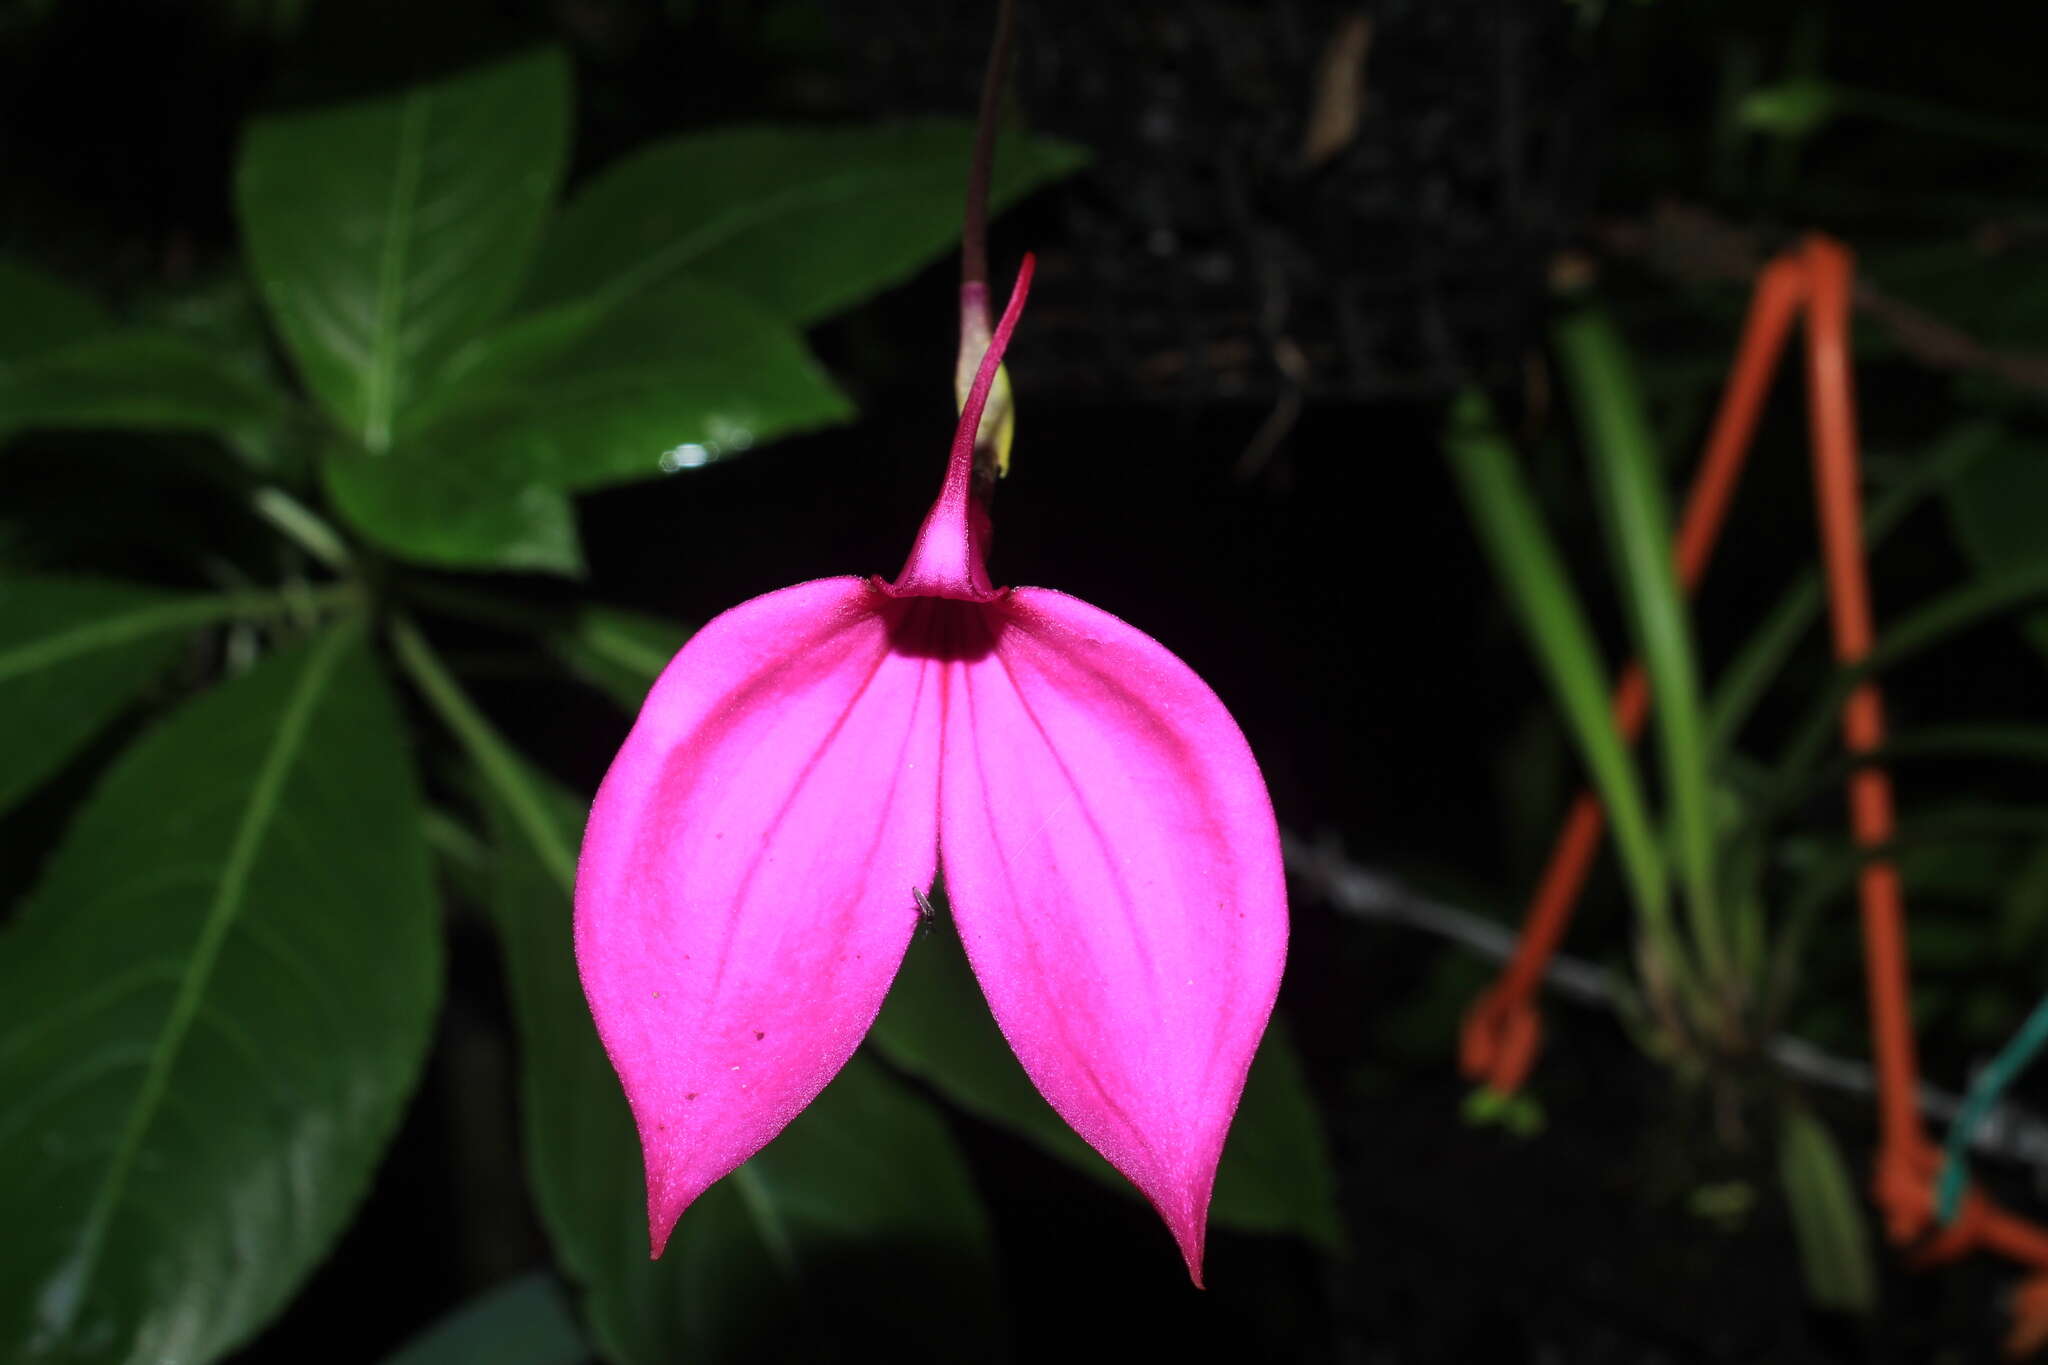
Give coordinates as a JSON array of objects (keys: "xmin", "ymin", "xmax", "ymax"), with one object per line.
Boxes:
[
  {"xmin": 0, "ymin": 594, "xmax": 239, "ymax": 685},
  {"xmin": 51, "ymin": 624, "xmax": 353, "ymax": 1332},
  {"xmin": 578, "ymin": 160, "xmax": 959, "ymax": 321},
  {"xmin": 0, "ymin": 587, "xmax": 355, "ymax": 686},
  {"xmin": 362, "ymin": 88, "xmax": 432, "ymax": 453}
]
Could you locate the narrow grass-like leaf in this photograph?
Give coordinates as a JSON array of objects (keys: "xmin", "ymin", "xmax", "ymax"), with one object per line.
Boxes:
[
  {"xmin": 525, "ymin": 121, "xmax": 1086, "ymax": 325},
  {"xmin": 237, "ymin": 48, "xmax": 570, "ymax": 451},
  {"xmin": 1443, "ymin": 390, "xmax": 1674, "ymax": 954},
  {"xmin": 1946, "ymin": 421, "xmax": 2048, "ymax": 661},
  {"xmin": 1766, "ymin": 807, "xmax": 2048, "ymax": 1015},
  {"xmin": 1763, "ymin": 561, "xmax": 2048, "ymax": 813},
  {"xmin": 1709, "ymin": 421, "xmax": 1998, "ymax": 751},
  {"xmin": 1555, "ymin": 311, "xmax": 1722, "ymax": 976},
  {"xmin": 0, "ymin": 623, "xmax": 441, "ymax": 1363},
  {"xmin": 1777, "ymin": 724, "xmax": 2048, "ymax": 812},
  {"xmin": 1778, "ymin": 1106, "xmax": 1877, "ymax": 1314},
  {"xmin": 1998, "ymin": 845, "xmax": 2048, "ymax": 954}
]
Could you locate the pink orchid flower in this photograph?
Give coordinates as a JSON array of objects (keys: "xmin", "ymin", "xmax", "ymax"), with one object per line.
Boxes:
[{"xmin": 575, "ymin": 255, "xmax": 1287, "ymax": 1283}]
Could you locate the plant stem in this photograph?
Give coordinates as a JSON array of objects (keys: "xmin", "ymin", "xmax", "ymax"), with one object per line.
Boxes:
[
  {"xmin": 961, "ymin": 0, "xmax": 1018, "ymax": 297},
  {"xmin": 251, "ymin": 487, "xmax": 354, "ymax": 571},
  {"xmin": 389, "ymin": 615, "xmax": 576, "ymax": 891}
]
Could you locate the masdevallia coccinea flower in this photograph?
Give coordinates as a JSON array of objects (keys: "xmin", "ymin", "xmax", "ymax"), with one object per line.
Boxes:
[{"xmin": 575, "ymin": 256, "xmax": 1287, "ymax": 1283}]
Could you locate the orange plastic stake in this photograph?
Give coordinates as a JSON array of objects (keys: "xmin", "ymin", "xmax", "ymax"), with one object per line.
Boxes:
[
  {"xmin": 1461, "ymin": 257, "xmax": 1808, "ymax": 1094},
  {"xmin": 1797, "ymin": 236, "xmax": 1941, "ymax": 1233},
  {"xmin": 1460, "ymin": 232, "xmax": 2048, "ymax": 1356}
]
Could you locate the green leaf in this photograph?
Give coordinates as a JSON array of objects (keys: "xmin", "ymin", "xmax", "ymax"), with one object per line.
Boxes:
[
  {"xmin": 0, "ymin": 577, "xmax": 188, "ymax": 817},
  {"xmin": 1946, "ymin": 421, "xmax": 2048, "ymax": 661},
  {"xmin": 1739, "ymin": 78, "xmax": 1841, "ymax": 137},
  {"xmin": 389, "ymin": 622, "xmax": 1002, "ymax": 1361},
  {"xmin": 1709, "ymin": 421, "xmax": 1997, "ymax": 751},
  {"xmin": 2000, "ymin": 845, "xmax": 2048, "ymax": 954},
  {"xmin": 870, "ymin": 906, "xmax": 1346, "ymax": 1253},
  {"xmin": 1555, "ymin": 312, "xmax": 1722, "ymax": 978},
  {"xmin": 379, "ymin": 1273, "xmax": 586, "ymax": 1365},
  {"xmin": 321, "ymin": 437, "xmax": 584, "ymax": 575},
  {"xmin": 0, "ymin": 331, "xmax": 289, "ymax": 446},
  {"xmin": 407, "ymin": 277, "xmax": 853, "ymax": 491},
  {"xmin": 0, "ymin": 581, "xmax": 351, "ymax": 817},
  {"xmin": 476, "ymin": 769, "xmax": 1004, "ymax": 1364},
  {"xmin": 525, "ymin": 119, "xmax": 1087, "ymax": 325},
  {"xmin": 0, "ymin": 257, "xmax": 106, "ymax": 364},
  {"xmin": 0, "ymin": 623, "xmax": 442, "ymax": 1364},
  {"xmin": 547, "ymin": 605, "xmax": 690, "ymax": 711},
  {"xmin": 1763, "ymin": 559, "xmax": 2048, "ymax": 809},
  {"xmin": 1442, "ymin": 390, "xmax": 1676, "ymax": 958},
  {"xmin": 237, "ymin": 48, "xmax": 571, "ymax": 451},
  {"xmin": 125, "ymin": 272, "xmax": 306, "ymax": 475},
  {"xmin": 1777, "ymin": 1107, "xmax": 1877, "ymax": 1315}
]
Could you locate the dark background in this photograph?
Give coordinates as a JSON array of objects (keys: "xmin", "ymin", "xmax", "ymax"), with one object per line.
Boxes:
[{"xmin": 9, "ymin": 0, "xmax": 2048, "ymax": 1359}]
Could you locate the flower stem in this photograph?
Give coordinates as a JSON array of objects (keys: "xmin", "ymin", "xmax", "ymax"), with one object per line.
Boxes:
[{"xmin": 961, "ymin": 0, "xmax": 1018, "ymax": 298}]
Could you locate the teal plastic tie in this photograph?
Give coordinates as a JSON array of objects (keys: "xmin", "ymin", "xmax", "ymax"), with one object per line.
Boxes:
[{"xmin": 1939, "ymin": 993, "xmax": 2048, "ymax": 1224}]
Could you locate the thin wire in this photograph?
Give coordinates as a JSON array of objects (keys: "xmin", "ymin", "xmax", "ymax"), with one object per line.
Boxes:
[{"xmin": 1942, "ymin": 995, "xmax": 2048, "ymax": 1223}]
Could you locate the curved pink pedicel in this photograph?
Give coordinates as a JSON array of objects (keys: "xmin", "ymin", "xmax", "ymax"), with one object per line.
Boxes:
[
  {"xmin": 937, "ymin": 587, "xmax": 1289, "ymax": 1284},
  {"xmin": 886, "ymin": 255, "xmax": 1033, "ymax": 604},
  {"xmin": 575, "ymin": 576, "xmax": 943, "ymax": 1253}
]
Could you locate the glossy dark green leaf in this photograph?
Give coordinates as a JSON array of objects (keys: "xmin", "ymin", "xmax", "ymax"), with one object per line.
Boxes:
[
  {"xmin": 379, "ymin": 1273, "xmax": 586, "ymax": 1365},
  {"xmin": 1777, "ymin": 1107, "xmax": 1877, "ymax": 1315},
  {"xmin": 474, "ymin": 762, "xmax": 1003, "ymax": 1364},
  {"xmin": 0, "ymin": 577, "xmax": 189, "ymax": 817},
  {"xmin": 546, "ymin": 605, "xmax": 690, "ymax": 712},
  {"xmin": 0, "ymin": 257, "xmax": 106, "ymax": 364},
  {"xmin": 1946, "ymin": 421, "xmax": 2048, "ymax": 660},
  {"xmin": 126, "ymin": 272, "xmax": 304, "ymax": 474},
  {"xmin": 525, "ymin": 120, "xmax": 1087, "ymax": 325},
  {"xmin": 237, "ymin": 48, "xmax": 570, "ymax": 451},
  {"xmin": 0, "ymin": 331, "xmax": 288, "ymax": 446},
  {"xmin": 870, "ymin": 907, "xmax": 1346, "ymax": 1253},
  {"xmin": 0, "ymin": 624, "xmax": 442, "ymax": 1364},
  {"xmin": 407, "ymin": 277, "xmax": 852, "ymax": 491},
  {"xmin": 321, "ymin": 438, "xmax": 584, "ymax": 575}
]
